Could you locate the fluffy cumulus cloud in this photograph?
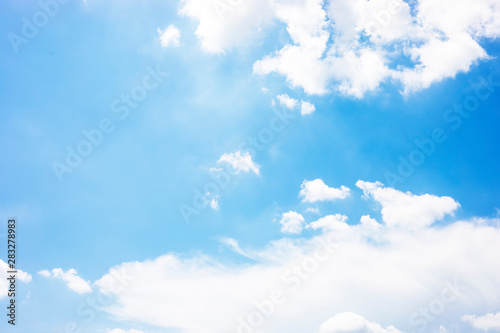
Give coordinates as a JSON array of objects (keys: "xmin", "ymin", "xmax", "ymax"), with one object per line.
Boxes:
[
  {"xmin": 301, "ymin": 100, "xmax": 316, "ymax": 115},
  {"xmin": 157, "ymin": 25, "xmax": 181, "ymax": 47},
  {"xmin": 179, "ymin": 0, "xmax": 274, "ymax": 53},
  {"xmin": 279, "ymin": 211, "xmax": 306, "ymax": 234},
  {"xmin": 38, "ymin": 268, "xmax": 92, "ymax": 294},
  {"xmin": 91, "ymin": 180, "xmax": 500, "ymax": 333},
  {"xmin": 462, "ymin": 312, "xmax": 500, "ymax": 331},
  {"xmin": 318, "ymin": 312, "xmax": 401, "ymax": 333},
  {"xmin": 218, "ymin": 151, "xmax": 260, "ymax": 175},
  {"xmin": 0, "ymin": 259, "xmax": 32, "ymax": 299},
  {"xmin": 277, "ymin": 93, "xmax": 299, "ymax": 109},
  {"xmin": 356, "ymin": 180, "xmax": 460, "ymax": 229},
  {"xmin": 182, "ymin": 0, "xmax": 500, "ymax": 97},
  {"xmin": 300, "ymin": 179, "xmax": 351, "ymax": 202}
]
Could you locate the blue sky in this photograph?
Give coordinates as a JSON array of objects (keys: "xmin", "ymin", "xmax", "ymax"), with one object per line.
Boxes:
[{"xmin": 1, "ymin": 0, "xmax": 500, "ymax": 332}]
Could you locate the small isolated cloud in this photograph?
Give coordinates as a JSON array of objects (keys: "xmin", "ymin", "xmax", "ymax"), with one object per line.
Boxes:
[
  {"xmin": 218, "ymin": 151, "xmax": 260, "ymax": 175},
  {"xmin": 356, "ymin": 180, "xmax": 460, "ymax": 229},
  {"xmin": 462, "ymin": 312, "xmax": 500, "ymax": 331},
  {"xmin": 318, "ymin": 312, "xmax": 401, "ymax": 333},
  {"xmin": 305, "ymin": 207, "xmax": 321, "ymax": 215},
  {"xmin": 157, "ymin": 25, "xmax": 181, "ymax": 48},
  {"xmin": 276, "ymin": 93, "xmax": 298, "ymax": 109},
  {"xmin": 300, "ymin": 100, "xmax": 316, "ymax": 115},
  {"xmin": 1, "ymin": 260, "xmax": 32, "ymax": 299},
  {"xmin": 209, "ymin": 196, "xmax": 219, "ymax": 211},
  {"xmin": 279, "ymin": 211, "xmax": 305, "ymax": 234},
  {"xmin": 38, "ymin": 268, "xmax": 92, "ymax": 294},
  {"xmin": 299, "ymin": 179, "xmax": 351, "ymax": 203},
  {"xmin": 106, "ymin": 329, "xmax": 145, "ymax": 333},
  {"xmin": 308, "ymin": 214, "xmax": 349, "ymax": 232}
]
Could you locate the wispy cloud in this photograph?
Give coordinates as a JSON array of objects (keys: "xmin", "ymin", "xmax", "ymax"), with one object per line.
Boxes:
[
  {"xmin": 299, "ymin": 179, "xmax": 351, "ymax": 203},
  {"xmin": 38, "ymin": 268, "xmax": 92, "ymax": 294}
]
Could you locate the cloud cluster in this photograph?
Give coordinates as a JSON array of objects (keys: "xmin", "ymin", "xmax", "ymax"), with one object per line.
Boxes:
[
  {"xmin": 93, "ymin": 180, "xmax": 500, "ymax": 333},
  {"xmin": 181, "ymin": 0, "xmax": 500, "ymax": 97}
]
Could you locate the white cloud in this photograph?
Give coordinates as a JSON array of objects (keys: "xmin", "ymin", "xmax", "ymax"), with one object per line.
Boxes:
[
  {"xmin": 327, "ymin": 47, "xmax": 391, "ymax": 98},
  {"xmin": 318, "ymin": 312, "xmax": 401, "ymax": 333},
  {"xmin": 219, "ymin": 237, "xmax": 252, "ymax": 258},
  {"xmin": 106, "ymin": 329, "xmax": 145, "ymax": 333},
  {"xmin": 179, "ymin": 0, "xmax": 500, "ymax": 97},
  {"xmin": 360, "ymin": 215, "xmax": 382, "ymax": 233},
  {"xmin": 217, "ymin": 151, "xmax": 260, "ymax": 175},
  {"xmin": 0, "ymin": 260, "xmax": 32, "ymax": 299},
  {"xmin": 396, "ymin": 33, "xmax": 489, "ymax": 94},
  {"xmin": 95, "ymin": 215, "xmax": 500, "ymax": 333},
  {"xmin": 179, "ymin": 0, "xmax": 274, "ymax": 53},
  {"xmin": 462, "ymin": 312, "xmax": 500, "ymax": 331},
  {"xmin": 305, "ymin": 207, "xmax": 321, "ymax": 214},
  {"xmin": 300, "ymin": 100, "xmax": 316, "ymax": 115},
  {"xmin": 92, "ymin": 182, "xmax": 500, "ymax": 333},
  {"xmin": 203, "ymin": 190, "xmax": 220, "ymax": 212},
  {"xmin": 209, "ymin": 197, "xmax": 219, "ymax": 211},
  {"xmin": 299, "ymin": 179, "xmax": 351, "ymax": 202},
  {"xmin": 356, "ymin": 180, "xmax": 460, "ymax": 229},
  {"xmin": 38, "ymin": 268, "xmax": 92, "ymax": 294},
  {"xmin": 307, "ymin": 214, "xmax": 349, "ymax": 232},
  {"xmin": 38, "ymin": 270, "xmax": 51, "ymax": 277},
  {"xmin": 157, "ymin": 25, "xmax": 181, "ymax": 48},
  {"xmin": 254, "ymin": 43, "xmax": 331, "ymax": 95},
  {"xmin": 277, "ymin": 93, "xmax": 299, "ymax": 109},
  {"xmin": 279, "ymin": 211, "xmax": 305, "ymax": 234}
]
